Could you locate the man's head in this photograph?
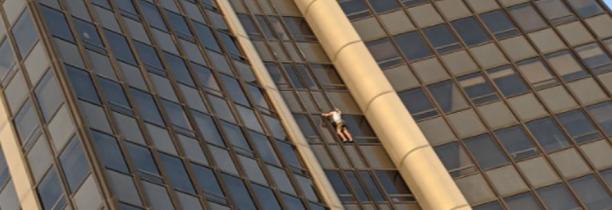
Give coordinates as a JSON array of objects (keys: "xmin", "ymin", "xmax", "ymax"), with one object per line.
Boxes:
[{"xmin": 334, "ymin": 107, "xmax": 340, "ymax": 112}]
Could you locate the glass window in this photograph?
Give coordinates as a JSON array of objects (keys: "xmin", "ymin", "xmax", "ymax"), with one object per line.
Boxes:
[
  {"xmin": 126, "ymin": 142, "xmax": 160, "ymax": 178},
  {"xmin": 480, "ymin": 10, "xmax": 519, "ymax": 39},
  {"xmin": 65, "ymin": 65, "xmax": 100, "ymax": 104},
  {"xmin": 343, "ymin": 171, "xmax": 368, "ymax": 201},
  {"xmin": 192, "ymin": 111, "xmax": 225, "ymax": 146},
  {"xmin": 358, "ymin": 171, "xmax": 384, "ymax": 202},
  {"xmin": 0, "ymin": 39, "xmax": 15, "ymax": 81},
  {"xmin": 325, "ymin": 170, "xmax": 354, "ymax": 201},
  {"xmin": 0, "ymin": 150, "xmax": 8, "ymax": 187},
  {"xmin": 15, "ymin": 100, "xmax": 41, "ymax": 146},
  {"xmin": 129, "ymin": 88, "xmax": 164, "ymax": 125},
  {"xmin": 250, "ymin": 132, "xmax": 280, "ymax": 165},
  {"xmin": 567, "ymin": 0, "xmax": 604, "ymax": 17},
  {"xmin": 59, "ymin": 137, "xmax": 90, "ymax": 192},
  {"xmin": 574, "ymin": 43, "xmax": 612, "ymax": 75},
  {"xmin": 516, "ymin": 58, "xmax": 559, "ymax": 90},
  {"xmin": 283, "ymin": 17, "xmax": 315, "ymax": 41},
  {"xmin": 74, "ymin": 19, "xmax": 104, "ymax": 51},
  {"xmin": 504, "ymin": 192, "xmax": 541, "ymax": 210},
  {"xmin": 193, "ymin": 63, "xmax": 222, "ymax": 93},
  {"xmin": 160, "ymin": 99, "xmax": 192, "ymax": 131},
  {"xmin": 163, "ymin": 52, "xmax": 194, "ymax": 86},
  {"xmin": 222, "ymin": 174, "xmax": 256, "ymax": 210},
  {"xmin": 451, "ymin": 17, "xmax": 490, "ymax": 46},
  {"xmin": 526, "ymin": 118, "xmax": 571, "ymax": 152},
  {"xmin": 12, "ymin": 11, "xmax": 39, "ymax": 56},
  {"xmin": 557, "ymin": 110, "xmax": 602, "ymax": 143},
  {"xmin": 282, "ymin": 194, "xmax": 305, "ymax": 210},
  {"xmin": 276, "ymin": 141, "xmax": 302, "ymax": 170},
  {"xmin": 494, "ymin": 126, "xmax": 539, "ymax": 160},
  {"xmin": 221, "ymin": 122, "xmax": 251, "ymax": 154},
  {"xmin": 208, "ymin": 94, "xmax": 235, "ymax": 122},
  {"xmin": 98, "ymin": 77, "xmax": 131, "ymax": 113},
  {"xmin": 546, "ymin": 51, "xmax": 588, "ymax": 81},
  {"xmin": 339, "ymin": 0, "xmax": 370, "ymax": 20},
  {"xmin": 486, "ymin": 65, "xmax": 528, "ymax": 97},
  {"xmin": 464, "ymin": 134, "xmax": 509, "ymax": 170},
  {"xmin": 424, "ymin": 24, "xmax": 461, "ymax": 53},
  {"xmin": 369, "ymin": 0, "xmax": 399, "ymax": 13},
  {"xmin": 537, "ymin": 183, "xmax": 579, "ymax": 210},
  {"xmin": 139, "ymin": 0, "xmax": 167, "ymax": 30},
  {"xmin": 219, "ymin": 74, "xmax": 249, "ymax": 105},
  {"xmin": 164, "ymin": 10, "xmax": 191, "ymax": 39},
  {"xmin": 586, "ymin": 102, "xmax": 612, "ymax": 136},
  {"xmin": 458, "ymin": 73, "xmax": 499, "ymax": 105},
  {"xmin": 569, "ymin": 175, "xmax": 612, "ymax": 209},
  {"xmin": 366, "ymin": 38, "xmax": 402, "ymax": 67},
  {"xmin": 535, "ymin": 0, "xmax": 575, "ymax": 24},
  {"xmin": 35, "ymin": 71, "xmax": 64, "ymax": 121},
  {"xmin": 104, "ymin": 29, "xmax": 136, "ymax": 64},
  {"xmin": 474, "ymin": 201, "xmax": 503, "ymax": 210},
  {"xmin": 434, "ymin": 142, "xmax": 476, "ymax": 177},
  {"xmin": 91, "ymin": 130, "xmax": 128, "ymax": 172},
  {"xmin": 394, "ymin": 31, "xmax": 433, "ymax": 61},
  {"xmin": 375, "ymin": 170, "xmax": 411, "ymax": 201},
  {"xmin": 219, "ymin": 33, "xmax": 242, "ymax": 57},
  {"xmin": 134, "ymin": 41, "xmax": 163, "ymax": 73},
  {"xmin": 39, "ymin": 6, "xmax": 73, "ymax": 41},
  {"xmin": 193, "ymin": 22, "xmax": 221, "ymax": 52},
  {"xmin": 428, "ymin": 80, "xmax": 469, "ymax": 113},
  {"xmin": 159, "ymin": 154, "xmax": 195, "ymax": 193},
  {"xmin": 191, "ymin": 164, "xmax": 225, "ymax": 201},
  {"xmin": 92, "ymin": 0, "xmax": 111, "ymax": 8},
  {"xmin": 398, "ymin": 88, "xmax": 438, "ymax": 120},
  {"xmin": 508, "ymin": 4, "xmax": 547, "ymax": 32},
  {"xmin": 311, "ymin": 64, "xmax": 343, "ymax": 87},
  {"xmin": 252, "ymin": 184, "xmax": 282, "ymax": 210},
  {"xmin": 114, "ymin": 0, "xmax": 137, "ymax": 17},
  {"xmin": 37, "ymin": 169, "xmax": 66, "ymax": 210}
]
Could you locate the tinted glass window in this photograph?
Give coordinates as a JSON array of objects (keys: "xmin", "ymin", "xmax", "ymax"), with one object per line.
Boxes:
[
  {"xmin": 38, "ymin": 169, "xmax": 67, "ymax": 210},
  {"xmin": 458, "ymin": 73, "xmax": 499, "ymax": 105},
  {"xmin": 526, "ymin": 118, "xmax": 571, "ymax": 152},
  {"xmin": 39, "ymin": 6, "xmax": 73, "ymax": 41},
  {"xmin": 574, "ymin": 43, "xmax": 612, "ymax": 75},
  {"xmin": 428, "ymin": 80, "xmax": 469, "ymax": 113},
  {"xmin": 98, "ymin": 77, "xmax": 131, "ymax": 113},
  {"xmin": 366, "ymin": 38, "xmax": 402, "ymax": 67},
  {"xmin": 252, "ymin": 184, "xmax": 282, "ymax": 210},
  {"xmin": 165, "ymin": 10, "xmax": 191, "ymax": 39},
  {"xmin": 376, "ymin": 171, "xmax": 411, "ymax": 199},
  {"xmin": 15, "ymin": 100, "xmax": 41, "ymax": 145},
  {"xmin": 586, "ymin": 102, "xmax": 612, "ymax": 136},
  {"xmin": 191, "ymin": 164, "xmax": 225, "ymax": 200},
  {"xmin": 35, "ymin": 71, "xmax": 64, "ymax": 121},
  {"xmin": 398, "ymin": 88, "xmax": 438, "ymax": 120},
  {"xmin": 369, "ymin": 0, "xmax": 399, "ymax": 13},
  {"xmin": 464, "ymin": 134, "xmax": 509, "ymax": 170},
  {"xmin": 0, "ymin": 39, "xmax": 15, "ymax": 81},
  {"xmin": 159, "ymin": 154, "xmax": 195, "ymax": 193},
  {"xmin": 535, "ymin": 0, "xmax": 575, "ymax": 24},
  {"xmin": 192, "ymin": 111, "xmax": 225, "ymax": 146},
  {"xmin": 91, "ymin": 130, "xmax": 128, "ymax": 172},
  {"xmin": 394, "ymin": 31, "xmax": 433, "ymax": 61},
  {"xmin": 126, "ymin": 142, "xmax": 159, "ymax": 177},
  {"xmin": 139, "ymin": 0, "xmax": 167, "ymax": 30},
  {"xmin": 569, "ymin": 175, "xmax": 612, "ymax": 209},
  {"xmin": 129, "ymin": 88, "xmax": 164, "ymax": 125},
  {"xmin": 163, "ymin": 52, "xmax": 194, "ymax": 86},
  {"xmin": 193, "ymin": 22, "xmax": 221, "ymax": 52},
  {"xmin": 339, "ymin": 0, "xmax": 370, "ymax": 20},
  {"xmin": 480, "ymin": 10, "xmax": 518, "ymax": 39},
  {"xmin": 494, "ymin": 126, "xmax": 539, "ymax": 160},
  {"xmin": 424, "ymin": 24, "xmax": 461, "ymax": 53},
  {"xmin": 134, "ymin": 41, "xmax": 163, "ymax": 73},
  {"xmin": 452, "ymin": 17, "xmax": 490, "ymax": 46},
  {"xmin": 487, "ymin": 65, "xmax": 528, "ymax": 97},
  {"xmin": 66, "ymin": 65, "xmax": 100, "ymax": 104},
  {"xmin": 537, "ymin": 184, "xmax": 579, "ymax": 210},
  {"xmin": 504, "ymin": 192, "xmax": 541, "ymax": 210},
  {"xmin": 161, "ymin": 99, "xmax": 192, "ymax": 131},
  {"xmin": 104, "ymin": 30, "xmax": 136, "ymax": 64},
  {"xmin": 508, "ymin": 4, "xmax": 547, "ymax": 32},
  {"xmin": 12, "ymin": 11, "xmax": 38, "ymax": 56},
  {"xmin": 434, "ymin": 142, "xmax": 475, "ymax": 176},
  {"xmin": 557, "ymin": 110, "xmax": 602, "ymax": 143},
  {"xmin": 222, "ymin": 174, "xmax": 256, "ymax": 210},
  {"xmin": 74, "ymin": 19, "xmax": 104, "ymax": 50},
  {"xmin": 59, "ymin": 137, "xmax": 90, "ymax": 192},
  {"xmin": 567, "ymin": 0, "xmax": 604, "ymax": 17}
]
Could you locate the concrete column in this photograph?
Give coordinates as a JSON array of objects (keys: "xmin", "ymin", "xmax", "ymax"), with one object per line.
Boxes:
[
  {"xmin": 0, "ymin": 97, "xmax": 42, "ymax": 210},
  {"xmin": 292, "ymin": 0, "xmax": 470, "ymax": 209},
  {"xmin": 216, "ymin": 1, "xmax": 344, "ymax": 209}
]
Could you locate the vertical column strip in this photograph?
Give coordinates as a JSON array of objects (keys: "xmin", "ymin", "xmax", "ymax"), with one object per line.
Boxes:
[
  {"xmin": 216, "ymin": 1, "xmax": 344, "ymax": 209},
  {"xmin": 292, "ymin": 0, "xmax": 471, "ymax": 209}
]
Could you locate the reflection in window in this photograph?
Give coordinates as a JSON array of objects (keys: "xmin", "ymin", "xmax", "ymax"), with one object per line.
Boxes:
[
  {"xmin": 504, "ymin": 192, "xmax": 541, "ymax": 210},
  {"xmin": 159, "ymin": 154, "xmax": 195, "ymax": 193},
  {"xmin": 486, "ymin": 65, "xmax": 528, "ymax": 97},
  {"xmin": 39, "ymin": 6, "xmax": 73, "ymax": 41},
  {"xmin": 191, "ymin": 164, "xmax": 225, "ymax": 202},
  {"xmin": 134, "ymin": 41, "xmax": 163, "ymax": 74},
  {"xmin": 161, "ymin": 99, "xmax": 192, "ymax": 132},
  {"xmin": 546, "ymin": 51, "xmax": 588, "ymax": 81},
  {"xmin": 537, "ymin": 183, "xmax": 579, "ymax": 210},
  {"xmin": 222, "ymin": 174, "xmax": 256, "ymax": 210},
  {"xmin": 398, "ymin": 88, "xmax": 438, "ymax": 121},
  {"xmin": 574, "ymin": 43, "xmax": 612, "ymax": 75},
  {"xmin": 193, "ymin": 63, "xmax": 222, "ymax": 94},
  {"xmin": 126, "ymin": 142, "xmax": 160, "ymax": 179},
  {"xmin": 15, "ymin": 100, "xmax": 41, "ymax": 146},
  {"xmin": 508, "ymin": 4, "xmax": 547, "ymax": 32},
  {"xmin": 252, "ymin": 184, "xmax": 282, "ymax": 210},
  {"xmin": 104, "ymin": 29, "xmax": 136, "ymax": 64},
  {"xmin": 283, "ymin": 17, "xmax": 316, "ymax": 41},
  {"xmin": 394, "ymin": 31, "xmax": 433, "ymax": 61},
  {"xmin": 164, "ymin": 10, "xmax": 192, "ymax": 39},
  {"xmin": 428, "ymin": 80, "xmax": 469, "ymax": 113},
  {"xmin": 451, "ymin": 17, "xmax": 490, "ymax": 46},
  {"xmin": 98, "ymin": 77, "xmax": 131, "ymax": 113},
  {"xmin": 494, "ymin": 126, "xmax": 539, "ymax": 160},
  {"xmin": 526, "ymin": 118, "xmax": 571, "ymax": 152},
  {"xmin": 586, "ymin": 102, "xmax": 612, "ymax": 136},
  {"xmin": 366, "ymin": 38, "xmax": 402, "ymax": 68},
  {"xmin": 464, "ymin": 134, "xmax": 509, "ymax": 170},
  {"xmin": 91, "ymin": 130, "xmax": 128, "ymax": 173},
  {"xmin": 369, "ymin": 0, "xmax": 399, "ymax": 13},
  {"xmin": 0, "ymin": 39, "xmax": 15, "ymax": 82},
  {"xmin": 344, "ymin": 171, "xmax": 368, "ymax": 201},
  {"xmin": 325, "ymin": 170, "xmax": 354, "ymax": 202},
  {"xmin": 37, "ymin": 169, "xmax": 67, "ymax": 210},
  {"xmin": 163, "ymin": 52, "xmax": 194, "ymax": 86},
  {"xmin": 376, "ymin": 171, "xmax": 412, "ymax": 202},
  {"xmin": 458, "ymin": 73, "xmax": 499, "ymax": 105},
  {"xmin": 74, "ymin": 18, "xmax": 104, "ymax": 51},
  {"xmin": 192, "ymin": 111, "xmax": 225, "ymax": 146},
  {"xmin": 434, "ymin": 142, "xmax": 476, "ymax": 177},
  {"xmin": 480, "ymin": 10, "xmax": 519, "ymax": 39},
  {"xmin": 517, "ymin": 58, "xmax": 559, "ymax": 90},
  {"xmin": 193, "ymin": 22, "xmax": 221, "ymax": 52},
  {"xmin": 139, "ymin": 0, "xmax": 167, "ymax": 30},
  {"xmin": 12, "ymin": 11, "xmax": 38, "ymax": 56},
  {"xmin": 424, "ymin": 24, "xmax": 461, "ymax": 53},
  {"xmin": 557, "ymin": 110, "xmax": 602, "ymax": 143},
  {"xmin": 567, "ymin": 0, "xmax": 604, "ymax": 17},
  {"xmin": 129, "ymin": 88, "xmax": 164, "ymax": 125},
  {"xmin": 339, "ymin": 0, "xmax": 370, "ymax": 20},
  {"xmin": 59, "ymin": 137, "xmax": 90, "ymax": 192},
  {"xmin": 35, "ymin": 71, "xmax": 64, "ymax": 121},
  {"xmin": 569, "ymin": 175, "xmax": 612, "ymax": 209}
]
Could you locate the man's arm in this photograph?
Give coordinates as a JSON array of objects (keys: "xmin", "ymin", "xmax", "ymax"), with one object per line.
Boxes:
[{"xmin": 321, "ymin": 112, "xmax": 332, "ymax": 117}]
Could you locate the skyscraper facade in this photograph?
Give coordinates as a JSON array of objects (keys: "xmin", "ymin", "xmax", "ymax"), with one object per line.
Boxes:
[{"xmin": 0, "ymin": 1, "xmax": 609, "ymax": 210}]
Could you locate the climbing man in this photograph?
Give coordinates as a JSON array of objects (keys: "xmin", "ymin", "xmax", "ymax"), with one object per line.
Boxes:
[{"xmin": 321, "ymin": 108, "xmax": 354, "ymax": 143}]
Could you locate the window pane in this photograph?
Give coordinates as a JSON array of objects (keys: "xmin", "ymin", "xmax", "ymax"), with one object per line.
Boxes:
[
  {"xmin": 15, "ymin": 100, "xmax": 41, "ymax": 145},
  {"xmin": 283, "ymin": 17, "xmax": 315, "ymax": 42},
  {"xmin": 504, "ymin": 192, "xmax": 542, "ymax": 210},
  {"xmin": 12, "ymin": 11, "xmax": 38, "ymax": 56},
  {"xmin": 452, "ymin": 17, "xmax": 490, "ymax": 46},
  {"xmin": 458, "ymin": 73, "xmax": 499, "ymax": 105},
  {"xmin": 74, "ymin": 18, "xmax": 104, "ymax": 50},
  {"xmin": 193, "ymin": 22, "xmax": 221, "ymax": 52},
  {"xmin": 494, "ymin": 126, "xmax": 540, "ymax": 160},
  {"xmin": 163, "ymin": 52, "xmax": 194, "ymax": 86},
  {"xmin": 575, "ymin": 43, "xmax": 612, "ymax": 75},
  {"xmin": 192, "ymin": 111, "xmax": 225, "ymax": 146},
  {"xmin": 139, "ymin": 0, "xmax": 167, "ymax": 30},
  {"xmin": 39, "ymin": 6, "xmax": 73, "ymax": 41},
  {"xmin": 358, "ymin": 171, "xmax": 384, "ymax": 202},
  {"xmin": 480, "ymin": 10, "xmax": 519, "ymax": 39},
  {"xmin": 535, "ymin": 0, "xmax": 575, "ymax": 24},
  {"xmin": 91, "ymin": 130, "xmax": 128, "ymax": 172},
  {"xmin": 191, "ymin": 164, "xmax": 225, "ymax": 200},
  {"xmin": 526, "ymin": 118, "xmax": 571, "ymax": 152},
  {"xmin": 35, "ymin": 71, "xmax": 64, "ymax": 121},
  {"xmin": 508, "ymin": 4, "xmax": 547, "ymax": 32},
  {"xmin": 428, "ymin": 80, "xmax": 469, "ymax": 113},
  {"xmin": 486, "ymin": 65, "xmax": 528, "ymax": 97},
  {"xmin": 366, "ymin": 38, "xmax": 402, "ymax": 67},
  {"xmin": 557, "ymin": 110, "xmax": 602, "ymax": 143},
  {"xmin": 394, "ymin": 31, "xmax": 433, "ymax": 61},
  {"xmin": 37, "ymin": 170, "xmax": 66, "ymax": 210},
  {"xmin": 325, "ymin": 170, "xmax": 353, "ymax": 201},
  {"xmin": 159, "ymin": 154, "xmax": 195, "ymax": 193},
  {"xmin": 66, "ymin": 65, "xmax": 100, "ymax": 104},
  {"xmin": 517, "ymin": 58, "xmax": 558, "ymax": 89},
  {"xmin": 193, "ymin": 63, "xmax": 221, "ymax": 93},
  {"xmin": 424, "ymin": 24, "xmax": 461, "ymax": 53},
  {"xmin": 161, "ymin": 99, "xmax": 192, "ymax": 131},
  {"xmin": 59, "ymin": 137, "xmax": 90, "ymax": 192},
  {"xmin": 339, "ymin": 0, "xmax": 370, "ymax": 20},
  {"xmin": 134, "ymin": 41, "xmax": 163, "ymax": 73},
  {"xmin": 464, "ymin": 134, "xmax": 509, "ymax": 170},
  {"xmin": 567, "ymin": 0, "xmax": 604, "ymax": 17},
  {"xmin": 569, "ymin": 175, "xmax": 612, "ymax": 209},
  {"xmin": 98, "ymin": 77, "xmax": 131, "ymax": 113},
  {"xmin": 434, "ymin": 142, "xmax": 476, "ymax": 176},
  {"xmin": 546, "ymin": 51, "xmax": 588, "ymax": 81},
  {"xmin": 221, "ymin": 122, "xmax": 251, "ymax": 154},
  {"xmin": 129, "ymin": 88, "xmax": 164, "ymax": 125},
  {"xmin": 0, "ymin": 39, "xmax": 15, "ymax": 81},
  {"xmin": 222, "ymin": 174, "xmax": 256, "ymax": 210},
  {"xmin": 344, "ymin": 171, "xmax": 368, "ymax": 201},
  {"xmin": 164, "ymin": 10, "xmax": 191, "ymax": 39},
  {"xmin": 537, "ymin": 184, "xmax": 579, "ymax": 210},
  {"xmin": 398, "ymin": 88, "xmax": 438, "ymax": 120},
  {"xmin": 375, "ymin": 170, "xmax": 411, "ymax": 201},
  {"xmin": 369, "ymin": 0, "xmax": 399, "ymax": 13},
  {"xmin": 586, "ymin": 102, "xmax": 612, "ymax": 136},
  {"xmin": 104, "ymin": 29, "xmax": 136, "ymax": 64},
  {"xmin": 126, "ymin": 142, "xmax": 159, "ymax": 177}
]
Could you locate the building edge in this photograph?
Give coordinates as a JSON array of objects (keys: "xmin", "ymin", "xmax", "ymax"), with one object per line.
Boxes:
[
  {"xmin": 291, "ymin": 0, "xmax": 471, "ymax": 209},
  {"xmin": 215, "ymin": 0, "xmax": 345, "ymax": 209}
]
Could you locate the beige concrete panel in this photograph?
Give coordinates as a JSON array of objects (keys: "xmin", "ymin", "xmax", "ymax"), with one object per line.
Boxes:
[{"xmin": 217, "ymin": 1, "xmax": 343, "ymax": 208}]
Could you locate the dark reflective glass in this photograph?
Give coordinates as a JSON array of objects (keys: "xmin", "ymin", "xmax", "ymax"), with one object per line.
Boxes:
[
  {"xmin": 282, "ymin": 193, "xmax": 306, "ymax": 210},
  {"xmin": 344, "ymin": 171, "xmax": 368, "ymax": 201},
  {"xmin": 358, "ymin": 171, "xmax": 384, "ymax": 202},
  {"xmin": 91, "ymin": 130, "xmax": 128, "ymax": 172},
  {"xmin": 191, "ymin": 164, "xmax": 225, "ymax": 200},
  {"xmin": 452, "ymin": 17, "xmax": 490, "ymax": 46},
  {"xmin": 434, "ymin": 142, "xmax": 476, "ymax": 176},
  {"xmin": 159, "ymin": 154, "xmax": 195, "ymax": 193},
  {"xmin": 567, "ymin": 0, "xmax": 604, "ymax": 17},
  {"xmin": 0, "ymin": 149, "xmax": 9, "ymax": 186},
  {"xmin": 428, "ymin": 80, "xmax": 469, "ymax": 113},
  {"xmin": 376, "ymin": 171, "xmax": 411, "ymax": 201},
  {"xmin": 464, "ymin": 134, "xmax": 509, "ymax": 170},
  {"xmin": 369, "ymin": 0, "xmax": 399, "ymax": 13},
  {"xmin": 14, "ymin": 100, "xmax": 41, "ymax": 145},
  {"xmin": 250, "ymin": 131, "xmax": 280, "ymax": 165},
  {"xmin": 394, "ymin": 31, "xmax": 433, "ymax": 61},
  {"xmin": 161, "ymin": 99, "xmax": 192, "ymax": 131},
  {"xmin": 74, "ymin": 18, "xmax": 104, "ymax": 50},
  {"xmin": 557, "ymin": 110, "xmax": 602, "ymax": 143},
  {"xmin": 537, "ymin": 183, "xmax": 579, "ymax": 210},
  {"xmin": 222, "ymin": 174, "xmax": 256, "ymax": 210},
  {"xmin": 398, "ymin": 88, "xmax": 438, "ymax": 120},
  {"xmin": 494, "ymin": 126, "xmax": 539, "ymax": 160},
  {"xmin": 194, "ymin": 22, "xmax": 221, "ymax": 52},
  {"xmin": 366, "ymin": 38, "xmax": 402, "ymax": 67},
  {"xmin": 104, "ymin": 30, "xmax": 136, "ymax": 64},
  {"xmin": 66, "ymin": 65, "xmax": 100, "ymax": 104},
  {"xmin": 252, "ymin": 184, "xmax": 282, "ymax": 210},
  {"xmin": 59, "ymin": 136, "xmax": 90, "ymax": 192},
  {"xmin": 165, "ymin": 10, "xmax": 192, "ymax": 39},
  {"xmin": 139, "ymin": 0, "xmax": 167, "ymax": 30},
  {"xmin": 12, "ymin": 11, "xmax": 38, "ymax": 56},
  {"xmin": 424, "ymin": 24, "xmax": 461, "ymax": 53},
  {"xmin": 339, "ymin": 0, "xmax": 370, "ymax": 20},
  {"xmin": 35, "ymin": 71, "xmax": 63, "ymax": 121},
  {"xmin": 504, "ymin": 192, "xmax": 541, "ymax": 210},
  {"xmin": 486, "ymin": 65, "xmax": 528, "ymax": 97},
  {"xmin": 134, "ymin": 41, "xmax": 163, "ymax": 73},
  {"xmin": 126, "ymin": 142, "xmax": 160, "ymax": 177},
  {"xmin": 569, "ymin": 175, "xmax": 612, "ymax": 209},
  {"xmin": 98, "ymin": 77, "xmax": 131, "ymax": 113},
  {"xmin": 526, "ymin": 118, "xmax": 571, "ymax": 152},
  {"xmin": 39, "ymin": 5, "xmax": 73, "ymax": 41},
  {"xmin": 325, "ymin": 170, "xmax": 353, "ymax": 202},
  {"xmin": 0, "ymin": 39, "xmax": 15, "ymax": 81},
  {"xmin": 129, "ymin": 88, "xmax": 164, "ymax": 125},
  {"xmin": 163, "ymin": 52, "xmax": 194, "ymax": 86},
  {"xmin": 37, "ymin": 169, "xmax": 66, "ymax": 210},
  {"xmin": 458, "ymin": 73, "xmax": 499, "ymax": 105},
  {"xmin": 586, "ymin": 102, "xmax": 612, "ymax": 136},
  {"xmin": 480, "ymin": 10, "xmax": 519, "ymax": 39}
]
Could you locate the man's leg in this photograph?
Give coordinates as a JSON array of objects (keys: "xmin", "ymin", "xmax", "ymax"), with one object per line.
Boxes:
[
  {"xmin": 336, "ymin": 127, "xmax": 348, "ymax": 142},
  {"xmin": 342, "ymin": 128, "xmax": 353, "ymax": 141}
]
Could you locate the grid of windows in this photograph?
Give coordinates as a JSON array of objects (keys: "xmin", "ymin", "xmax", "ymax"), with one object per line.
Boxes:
[
  {"xmin": 343, "ymin": 0, "xmax": 612, "ymax": 209},
  {"xmin": 233, "ymin": 0, "xmax": 417, "ymax": 209}
]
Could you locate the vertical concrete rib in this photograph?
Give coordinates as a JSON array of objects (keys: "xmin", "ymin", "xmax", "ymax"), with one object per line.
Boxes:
[
  {"xmin": 292, "ymin": 0, "xmax": 471, "ymax": 209},
  {"xmin": 216, "ymin": 1, "xmax": 344, "ymax": 209}
]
